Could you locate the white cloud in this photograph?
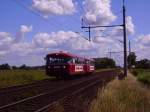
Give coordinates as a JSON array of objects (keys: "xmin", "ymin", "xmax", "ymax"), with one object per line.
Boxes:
[
  {"xmin": 0, "ymin": 26, "xmax": 126, "ymax": 66},
  {"xmin": 93, "ymin": 36, "xmax": 114, "ymax": 44},
  {"xmin": 0, "ymin": 32, "xmax": 12, "ymax": 44},
  {"xmin": 136, "ymin": 34, "xmax": 150, "ymax": 47},
  {"xmin": 32, "ymin": 31, "xmax": 94, "ymax": 51},
  {"xmin": 0, "ymin": 25, "xmax": 33, "ymax": 57},
  {"xmin": 128, "ymin": 34, "xmax": 150, "ymax": 61},
  {"xmin": 14, "ymin": 25, "xmax": 32, "ymax": 43},
  {"xmin": 0, "ymin": 32, "xmax": 13, "ymax": 51},
  {"xmin": 0, "ymin": 51, "xmax": 8, "ymax": 56},
  {"xmin": 82, "ymin": 0, "xmax": 116, "ymax": 25},
  {"xmin": 126, "ymin": 16, "xmax": 135, "ymax": 35},
  {"xmin": 20, "ymin": 25, "xmax": 33, "ymax": 33},
  {"xmin": 110, "ymin": 16, "xmax": 135, "ymax": 38},
  {"xmin": 10, "ymin": 42, "xmax": 32, "ymax": 56},
  {"xmin": 32, "ymin": 33, "xmax": 57, "ymax": 48},
  {"xmin": 32, "ymin": 0, "xmax": 76, "ymax": 16}
]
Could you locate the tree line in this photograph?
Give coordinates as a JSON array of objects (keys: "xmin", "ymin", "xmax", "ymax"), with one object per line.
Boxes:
[
  {"xmin": 0, "ymin": 64, "xmax": 45, "ymax": 70},
  {"xmin": 127, "ymin": 52, "xmax": 150, "ymax": 69},
  {"xmin": 93, "ymin": 58, "xmax": 116, "ymax": 69}
]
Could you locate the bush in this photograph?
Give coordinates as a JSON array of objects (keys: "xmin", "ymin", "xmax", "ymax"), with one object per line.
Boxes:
[
  {"xmin": 137, "ymin": 73, "xmax": 150, "ymax": 84},
  {"xmin": 131, "ymin": 70, "xmax": 138, "ymax": 76},
  {"xmin": 131, "ymin": 69, "xmax": 150, "ymax": 84},
  {"xmin": 94, "ymin": 58, "xmax": 116, "ymax": 69}
]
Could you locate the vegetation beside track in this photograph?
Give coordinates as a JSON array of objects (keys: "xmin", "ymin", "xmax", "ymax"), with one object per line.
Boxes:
[
  {"xmin": 0, "ymin": 70, "xmax": 50, "ymax": 88},
  {"xmin": 95, "ymin": 68, "xmax": 118, "ymax": 73},
  {"xmin": 90, "ymin": 73, "xmax": 150, "ymax": 112},
  {"xmin": 0, "ymin": 69, "xmax": 116, "ymax": 89},
  {"xmin": 95, "ymin": 68, "xmax": 115, "ymax": 72},
  {"xmin": 130, "ymin": 69, "xmax": 150, "ymax": 84}
]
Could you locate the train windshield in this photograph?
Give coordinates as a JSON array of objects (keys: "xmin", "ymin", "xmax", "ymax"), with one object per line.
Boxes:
[{"xmin": 47, "ymin": 57, "xmax": 72, "ymax": 64}]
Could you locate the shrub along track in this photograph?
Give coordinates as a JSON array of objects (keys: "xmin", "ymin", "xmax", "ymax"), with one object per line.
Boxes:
[{"xmin": 0, "ymin": 70, "xmax": 118, "ymax": 112}]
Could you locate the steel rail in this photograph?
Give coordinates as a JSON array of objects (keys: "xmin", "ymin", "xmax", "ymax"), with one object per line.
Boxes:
[
  {"xmin": 0, "ymin": 73, "xmax": 104, "ymax": 111},
  {"xmin": 35, "ymin": 78, "xmax": 107, "ymax": 112}
]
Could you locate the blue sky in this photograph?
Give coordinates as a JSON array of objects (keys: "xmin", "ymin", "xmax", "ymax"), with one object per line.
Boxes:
[
  {"xmin": 0, "ymin": 0, "xmax": 149, "ymax": 34},
  {"xmin": 0, "ymin": 0, "xmax": 148, "ymax": 36},
  {"xmin": 0, "ymin": 0, "xmax": 150, "ymax": 66}
]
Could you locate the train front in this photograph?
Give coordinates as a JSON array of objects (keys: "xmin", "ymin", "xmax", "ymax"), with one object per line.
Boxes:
[{"xmin": 45, "ymin": 52, "xmax": 72, "ymax": 78}]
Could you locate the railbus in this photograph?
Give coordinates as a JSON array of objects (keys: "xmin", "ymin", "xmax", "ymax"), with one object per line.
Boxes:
[{"xmin": 45, "ymin": 52, "xmax": 95, "ymax": 78}]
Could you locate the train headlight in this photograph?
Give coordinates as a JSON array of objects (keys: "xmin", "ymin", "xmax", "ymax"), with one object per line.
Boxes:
[{"xmin": 63, "ymin": 66, "xmax": 66, "ymax": 68}]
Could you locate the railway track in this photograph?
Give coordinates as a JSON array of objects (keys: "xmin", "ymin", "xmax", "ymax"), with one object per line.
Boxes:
[
  {"xmin": 36, "ymin": 73, "xmax": 115, "ymax": 112},
  {"xmin": 0, "ymin": 70, "xmax": 117, "ymax": 112},
  {"xmin": 0, "ymin": 76, "xmax": 87, "ymax": 107},
  {"xmin": 0, "ymin": 78, "xmax": 65, "ymax": 107}
]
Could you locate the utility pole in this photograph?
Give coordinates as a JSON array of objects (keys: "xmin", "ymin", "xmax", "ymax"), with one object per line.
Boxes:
[
  {"xmin": 123, "ymin": 0, "xmax": 127, "ymax": 77},
  {"xmin": 129, "ymin": 40, "xmax": 131, "ymax": 54},
  {"xmin": 107, "ymin": 51, "xmax": 112, "ymax": 58},
  {"xmin": 81, "ymin": 0, "xmax": 128, "ymax": 76},
  {"xmin": 88, "ymin": 27, "xmax": 91, "ymax": 41},
  {"xmin": 109, "ymin": 51, "xmax": 112, "ymax": 59},
  {"xmin": 108, "ymin": 49, "xmax": 112, "ymax": 58}
]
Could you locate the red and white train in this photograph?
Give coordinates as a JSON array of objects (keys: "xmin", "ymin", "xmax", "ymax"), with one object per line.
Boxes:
[{"xmin": 45, "ymin": 52, "xmax": 95, "ymax": 78}]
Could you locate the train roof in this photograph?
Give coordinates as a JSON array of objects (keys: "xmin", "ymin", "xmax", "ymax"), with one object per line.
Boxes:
[
  {"xmin": 46, "ymin": 51, "xmax": 92, "ymax": 60},
  {"xmin": 47, "ymin": 52, "xmax": 74, "ymax": 57},
  {"xmin": 47, "ymin": 52, "xmax": 79, "ymax": 58},
  {"xmin": 85, "ymin": 58, "xmax": 94, "ymax": 61}
]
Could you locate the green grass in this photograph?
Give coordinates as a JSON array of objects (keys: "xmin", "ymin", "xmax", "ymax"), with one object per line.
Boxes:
[
  {"xmin": 0, "ymin": 69, "xmax": 118, "ymax": 89},
  {"xmin": 90, "ymin": 74, "xmax": 150, "ymax": 112},
  {"xmin": 131, "ymin": 69, "xmax": 150, "ymax": 84},
  {"xmin": 95, "ymin": 68, "xmax": 117, "ymax": 73},
  {"xmin": 0, "ymin": 70, "xmax": 50, "ymax": 88}
]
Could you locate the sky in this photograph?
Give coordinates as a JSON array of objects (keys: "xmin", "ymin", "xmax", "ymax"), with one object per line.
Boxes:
[{"xmin": 0, "ymin": 0, "xmax": 150, "ymax": 66}]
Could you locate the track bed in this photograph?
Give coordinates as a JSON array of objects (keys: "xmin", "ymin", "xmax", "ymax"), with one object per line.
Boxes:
[{"xmin": 0, "ymin": 70, "xmax": 118, "ymax": 112}]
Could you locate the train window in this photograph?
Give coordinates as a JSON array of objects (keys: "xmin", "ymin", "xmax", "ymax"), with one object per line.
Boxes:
[
  {"xmin": 72, "ymin": 59, "xmax": 75, "ymax": 64},
  {"xmin": 74, "ymin": 58, "xmax": 85, "ymax": 64},
  {"xmin": 67, "ymin": 58, "xmax": 75, "ymax": 64},
  {"xmin": 90, "ymin": 60, "xmax": 94, "ymax": 65},
  {"xmin": 85, "ymin": 60, "xmax": 94, "ymax": 64},
  {"xmin": 46, "ymin": 57, "xmax": 49, "ymax": 65},
  {"xmin": 74, "ymin": 58, "xmax": 77, "ymax": 64},
  {"xmin": 85, "ymin": 60, "xmax": 89, "ymax": 64},
  {"xmin": 47, "ymin": 57, "xmax": 72, "ymax": 64}
]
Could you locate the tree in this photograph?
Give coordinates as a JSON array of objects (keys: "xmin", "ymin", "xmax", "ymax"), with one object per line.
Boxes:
[
  {"xmin": 12, "ymin": 66, "xmax": 18, "ymax": 70},
  {"xmin": 0, "ymin": 63, "xmax": 11, "ymax": 70},
  {"xmin": 19, "ymin": 64, "xmax": 28, "ymax": 70},
  {"xmin": 94, "ymin": 58, "xmax": 116, "ymax": 69},
  {"xmin": 136, "ymin": 59, "xmax": 150, "ymax": 69},
  {"xmin": 127, "ymin": 52, "xmax": 136, "ymax": 68}
]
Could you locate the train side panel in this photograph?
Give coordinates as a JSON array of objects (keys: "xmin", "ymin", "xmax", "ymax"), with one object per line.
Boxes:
[{"xmin": 68, "ymin": 64, "xmax": 85, "ymax": 75}]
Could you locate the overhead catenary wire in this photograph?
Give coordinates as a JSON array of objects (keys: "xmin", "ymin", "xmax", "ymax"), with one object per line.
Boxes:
[
  {"xmin": 12, "ymin": 0, "xmax": 81, "ymax": 32},
  {"xmin": 12, "ymin": 0, "xmax": 62, "ymax": 30},
  {"xmin": 11, "ymin": 0, "xmax": 90, "ymax": 42}
]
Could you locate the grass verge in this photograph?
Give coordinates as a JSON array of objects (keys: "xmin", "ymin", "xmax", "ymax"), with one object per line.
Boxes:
[
  {"xmin": 131, "ymin": 69, "xmax": 150, "ymax": 84},
  {"xmin": 95, "ymin": 68, "xmax": 118, "ymax": 73},
  {"xmin": 90, "ymin": 73, "xmax": 150, "ymax": 112},
  {"xmin": 0, "ymin": 70, "xmax": 50, "ymax": 88},
  {"xmin": 0, "ymin": 69, "xmax": 118, "ymax": 89}
]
